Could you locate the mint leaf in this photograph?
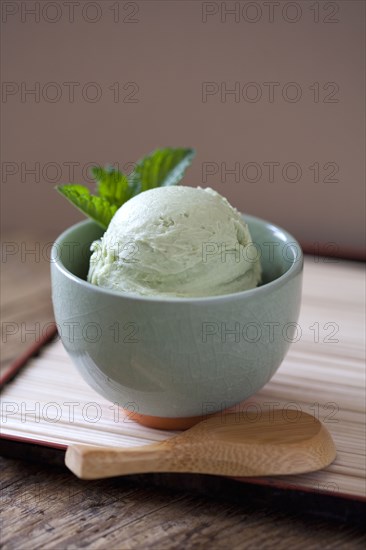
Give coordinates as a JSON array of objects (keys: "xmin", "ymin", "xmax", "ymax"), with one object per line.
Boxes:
[
  {"xmin": 56, "ymin": 185, "xmax": 118, "ymax": 229},
  {"xmin": 56, "ymin": 148, "xmax": 196, "ymax": 229},
  {"xmin": 91, "ymin": 166, "xmax": 134, "ymax": 206},
  {"xmin": 129, "ymin": 148, "xmax": 195, "ymax": 193}
]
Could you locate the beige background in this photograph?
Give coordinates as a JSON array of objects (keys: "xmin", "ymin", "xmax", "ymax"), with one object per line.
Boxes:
[{"xmin": 1, "ymin": 0, "xmax": 365, "ymax": 256}]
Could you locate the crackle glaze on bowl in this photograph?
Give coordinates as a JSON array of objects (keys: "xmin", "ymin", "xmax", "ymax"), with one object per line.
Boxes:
[{"xmin": 51, "ymin": 215, "xmax": 303, "ymax": 429}]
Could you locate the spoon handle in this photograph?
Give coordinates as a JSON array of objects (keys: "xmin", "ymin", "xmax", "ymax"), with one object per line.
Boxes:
[{"xmin": 65, "ymin": 442, "xmax": 173, "ymax": 479}]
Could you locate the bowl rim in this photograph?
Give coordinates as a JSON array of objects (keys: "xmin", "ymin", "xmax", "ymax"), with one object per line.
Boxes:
[{"xmin": 51, "ymin": 214, "xmax": 303, "ymax": 304}]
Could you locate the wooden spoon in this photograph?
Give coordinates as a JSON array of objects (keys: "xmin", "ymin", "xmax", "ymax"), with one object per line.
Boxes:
[{"xmin": 65, "ymin": 410, "xmax": 336, "ymax": 480}]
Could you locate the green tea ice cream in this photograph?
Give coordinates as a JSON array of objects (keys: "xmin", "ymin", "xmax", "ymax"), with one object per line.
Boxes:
[{"xmin": 87, "ymin": 186, "xmax": 261, "ymax": 297}]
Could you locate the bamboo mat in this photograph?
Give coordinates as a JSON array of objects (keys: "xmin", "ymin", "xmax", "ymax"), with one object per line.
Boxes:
[{"xmin": 1, "ymin": 258, "xmax": 365, "ymax": 498}]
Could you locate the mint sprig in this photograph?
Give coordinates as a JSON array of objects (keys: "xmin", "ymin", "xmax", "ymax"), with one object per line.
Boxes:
[
  {"xmin": 92, "ymin": 167, "xmax": 133, "ymax": 206},
  {"xmin": 57, "ymin": 185, "xmax": 119, "ymax": 229},
  {"xmin": 129, "ymin": 147, "xmax": 196, "ymax": 193},
  {"xmin": 56, "ymin": 147, "xmax": 195, "ymax": 230}
]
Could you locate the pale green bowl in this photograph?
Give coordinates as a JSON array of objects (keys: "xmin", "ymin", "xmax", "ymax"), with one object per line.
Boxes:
[{"xmin": 51, "ymin": 215, "xmax": 303, "ymax": 429}]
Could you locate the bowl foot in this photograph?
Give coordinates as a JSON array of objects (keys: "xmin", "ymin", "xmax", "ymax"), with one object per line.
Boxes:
[{"xmin": 122, "ymin": 409, "xmax": 218, "ymax": 430}]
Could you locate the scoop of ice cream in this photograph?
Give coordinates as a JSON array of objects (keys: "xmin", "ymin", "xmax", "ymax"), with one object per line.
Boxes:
[{"xmin": 87, "ymin": 186, "xmax": 261, "ymax": 297}]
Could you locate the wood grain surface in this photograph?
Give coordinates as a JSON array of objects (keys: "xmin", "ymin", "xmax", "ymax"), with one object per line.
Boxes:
[
  {"xmin": 65, "ymin": 411, "xmax": 336, "ymax": 480},
  {"xmin": 1, "ymin": 233, "xmax": 365, "ymax": 549}
]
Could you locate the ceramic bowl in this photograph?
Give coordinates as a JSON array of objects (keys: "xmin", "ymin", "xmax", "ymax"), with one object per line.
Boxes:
[{"xmin": 51, "ymin": 215, "xmax": 303, "ymax": 429}]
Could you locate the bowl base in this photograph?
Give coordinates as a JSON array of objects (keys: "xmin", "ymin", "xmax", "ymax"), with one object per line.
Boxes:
[{"xmin": 123, "ymin": 409, "xmax": 218, "ymax": 430}]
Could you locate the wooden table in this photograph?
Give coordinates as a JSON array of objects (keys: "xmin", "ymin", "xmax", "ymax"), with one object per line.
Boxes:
[{"xmin": 1, "ymin": 233, "xmax": 365, "ymax": 549}]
